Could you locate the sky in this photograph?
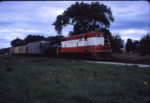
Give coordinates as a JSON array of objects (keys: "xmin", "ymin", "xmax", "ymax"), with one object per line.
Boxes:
[{"xmin": 0, "ymin": 1, "xmax": 149, "ymax": 49}]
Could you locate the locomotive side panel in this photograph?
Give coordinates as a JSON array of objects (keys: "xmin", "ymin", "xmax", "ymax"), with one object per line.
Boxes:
[
  {"xmin": 60, "ymin": 36, "xmax": 105, "ymax": 53},
  {"xmin": 87, "ymin": 37, "xmax": 104, "ymax": 46},
  {"xmin": 58, "ymin": 32, "xmax": 112, "ymax": 59}
]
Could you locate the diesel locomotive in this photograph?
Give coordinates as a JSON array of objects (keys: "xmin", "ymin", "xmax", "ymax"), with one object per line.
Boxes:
[{"xmin": 57, "ymin": 32, "xmax": 111, "ymax": 59}]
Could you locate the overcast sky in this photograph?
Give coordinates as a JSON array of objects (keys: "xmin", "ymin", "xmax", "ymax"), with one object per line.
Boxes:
[{"xmin": 0, "ymin": 1, "xmax": 149, "ymax": 49}]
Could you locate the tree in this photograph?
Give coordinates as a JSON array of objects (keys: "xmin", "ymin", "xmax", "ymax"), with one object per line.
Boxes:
[
  {"xmin": 110, "ymin": 34, "xmax": 124, "ymax": 53},
  {"xmin": 133, "ymin": 40, "xmax": 140, "ymax": 53},
  {"xmin": 125, "ymin": 39, "xmax": 140, "ymax": 54},
  {"xmin": 126, "ymin": 38, "xmax": 134, "ymax": 53},
  {"xmin": 53, "ymin": 2, "xmax": 114, "ymax": 36},
  {"xmin": 45, "ymin": 35, "xmax": 64, "ymax": 45},
  {"xmin": 44, "ymin": 35, "xmax": 64, "ymax": 56},
  {"xmin": 100, "ymin": 28, "xmax": 112, "ymax": 39},
  {"xmin": 24, "ymin": 34, "xmax": 45, "ymax": 44},
  {"xmin": 11, "ymin": 37, "xmax": 24, "ymax": 47},
  {"xmin": 140, "ymin": 33, "xmax": 150, "ymax": 55}
]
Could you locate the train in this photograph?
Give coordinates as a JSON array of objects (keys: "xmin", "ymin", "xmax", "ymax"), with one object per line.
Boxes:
[{"xmin": 0, "ymin": 32, "xmax": 111, "ymax": 60}]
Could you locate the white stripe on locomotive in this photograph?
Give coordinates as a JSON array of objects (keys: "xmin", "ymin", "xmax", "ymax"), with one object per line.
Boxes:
[{"xmin": 61, "ymin": 37, "xmax": 104, "ymax": 48}]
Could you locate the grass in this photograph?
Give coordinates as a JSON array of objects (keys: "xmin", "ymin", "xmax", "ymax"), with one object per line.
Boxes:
[{"xmin": 0, "ymin": 55, "xmax": 150, "ymax": 103}]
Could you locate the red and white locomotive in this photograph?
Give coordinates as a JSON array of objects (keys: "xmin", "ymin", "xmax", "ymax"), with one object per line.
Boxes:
[{"xmin": 57, "ymin": 32, "xmax": 112, "ymax": 59}]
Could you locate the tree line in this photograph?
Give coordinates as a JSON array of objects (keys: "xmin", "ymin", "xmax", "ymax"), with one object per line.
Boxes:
[
  {"xmin": 11, "ymin": 35, "xmax": 63, "ymax": 47},
  {"xmin": 125, "ymin": 34, "xmax": 150, "ymax": 56},
  {"xmin": 107, "ymin": 33, "xmax": 150, "ymax": 56}
]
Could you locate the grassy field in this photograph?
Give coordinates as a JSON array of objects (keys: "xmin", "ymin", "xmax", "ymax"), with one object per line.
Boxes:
[{"xmin": 0, "ymin": 55, "xmax": 150, "ymax": 103}]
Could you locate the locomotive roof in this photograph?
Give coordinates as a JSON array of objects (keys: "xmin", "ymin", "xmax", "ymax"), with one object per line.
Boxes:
[{"xmin": 62, "ymin": 32, "xmax": 104, "ymax": 41}]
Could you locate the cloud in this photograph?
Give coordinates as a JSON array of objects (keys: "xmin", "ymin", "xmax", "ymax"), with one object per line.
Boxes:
[
  {"xmin": 0, "ymin": 38, "xmax": 12, "ymax": 48},
  {"xmin": 103, "ymin": 1, "xmax": 150, "ymax": 30},
  {"xmin": 111, "ymin": 28, "xmax": 150, "ymax": 41},
  {"xmin": 119, "ymin": 29, "xmax": 148, "ymax": 35},
  {"xmin": 38, "ymin": 6, "xmax": 64, "ymax": 22},
  {"xmin": 0, "ymin": 1, "xmax": 149, "ymax": 49},
  {"xmin": 0, "ymin": 28, "xmax": 42, "ymax": 33}
]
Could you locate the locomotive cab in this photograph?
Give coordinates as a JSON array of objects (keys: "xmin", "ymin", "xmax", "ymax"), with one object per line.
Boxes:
[{"xmin": 90, "ymin": 33, "xmax": 111, "ymax": 59}]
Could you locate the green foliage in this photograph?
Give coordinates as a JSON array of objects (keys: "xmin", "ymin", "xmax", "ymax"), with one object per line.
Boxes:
[
  {"xmin": 53, "ymin": 2, "xmax": 114, "ymax": 36},
  {"xmin": 11, "ymin": 37, "xmax": 25, "ymax": 47},
  {"xmin": 140, "ymin": 33, "xmax": 150, "ymax": 55},
  {"xmin": 10, "ymin": 34, "xmax": 63, "ymax": 47},
  {"xmin": 46, "ymin": 35, "xmax": 64, "ymax": 45},
  {"xmin": 133, "ymin": 40, "xmax": 140, "ymax": 53},
  {"xmin": 126, "ymin": 38, "xmax": 134, "ymax": 53},
  {"xmin": 24, "ymin": 34, "xmax": 45, "ymax": 44},
  {"xmin": 100, "ymin": 28, "xmax": 112, "ymax": 38},
  {"xmin": 110, "ymin": 34, "xmax": 124, "ymax": 53},
  {"xmin": 10, "ymin": 35, "xmax": 45, "ymax": 47},
  {"xmin": 44, "ymin": 36, "xmax": 63, "ymax": 56},
  {"xmin": 125, "ymin": 34, "xmax": 150, "ymax": 55},
  {"xmin": 0, "ymin": 55, "xmax": 150, "ymax": 103},
  {"xmin": 125, "ymin": 39, "xmax": 140, "ymax": 54}
]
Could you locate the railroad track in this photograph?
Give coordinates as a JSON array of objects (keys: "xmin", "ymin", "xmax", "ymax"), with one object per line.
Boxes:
[
  {"xmin": 82, "ymin": 60, "xmax": 150, "ymax": 68},
  {"xmin": 56, "ymin": 58, "xmax": 150, "ymax": 68}
]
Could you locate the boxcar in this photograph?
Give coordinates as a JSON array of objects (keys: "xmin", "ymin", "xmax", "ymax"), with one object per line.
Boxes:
[
  {"xmin": 19, "ymin": 45, "xmax": 27, "ymax": 54},
  {"xmin": 27, "ymin": 41, "xmax": 49, "ymax": 55},
  {"xmin": 1, "ymin": 48, "xmax": 11, "ymax": 55},
  {"xmin": 13, "ymin": 46, "xmax": 20, "ymax": 54},
  {"xmin": 10, "ymin": 47, "xmax": 14, "ymax": 54}
]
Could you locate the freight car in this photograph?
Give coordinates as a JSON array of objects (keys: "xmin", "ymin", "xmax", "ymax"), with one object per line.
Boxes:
[
  {"xmin": 27, "ymin": 41, "xmax": 49, "ymax": 55},
  {"xmin": 10, "ymin": 47, "xmax": 14, "ymax": 54},
  {"xmin": 0, "ymin": 48, "xmax": 10, "ymax": 55},
  {"xmin": 9, "ymin": 41, "xmax": 49, "ymax": 55},
  {"xmin": 12, "ymin": 45, "xmax": 27, "ymax": 54},
  {"xmin": 13, "ymin": 46, "xmax": 20, "ymax": 54},
  {"xmin": 1, "ymin": 41, "xmax": 50, "ymax": 55},
  {"xmin": 57, "ymin": 32, "xmax": 112, "ymax": 59},
  {"xmin": 19, "ymin": 45, "xmax": 27, "ymax": 54}
]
